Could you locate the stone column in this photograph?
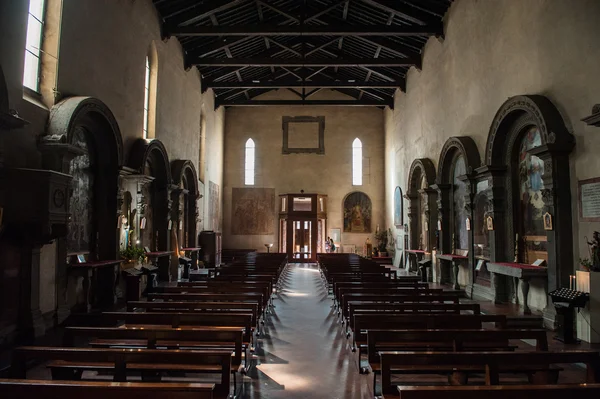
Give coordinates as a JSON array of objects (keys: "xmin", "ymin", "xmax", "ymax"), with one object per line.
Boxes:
[
  {"xmin": 420, "ymin": 188, "xmax": 438, "ymax": 252},
  {"xmin": 459, "ymin": 173, "xmax": 477, "ymax": 297},
  {"xmin": 432, "ymin": 184, "xmax": 452, "ymax": 254}
]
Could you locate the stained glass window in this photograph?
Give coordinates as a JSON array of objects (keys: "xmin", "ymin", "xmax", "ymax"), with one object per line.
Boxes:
[
  {"xmin": 245, "ymin": 138, "xmax": 255, "ymax": 185},
  {"xmin": 23, "ymin": 0, "xmax": 46, "ymax": 91},
  {"xmin": 352, "ymin": 138, "xmax": 362, "ymax": 186}
]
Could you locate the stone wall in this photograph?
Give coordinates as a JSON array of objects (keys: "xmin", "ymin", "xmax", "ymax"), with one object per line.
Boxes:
[
  {"xmin": 385, "ymin": 0, "xmax": 600, "ymax": 312},
  {"xmin": 0, "ymin": 0, "xmax": 224, "ymax": 332},
  {"xmin": 223, "ymin": 89, "xmax": 385, "ymax": 253}
]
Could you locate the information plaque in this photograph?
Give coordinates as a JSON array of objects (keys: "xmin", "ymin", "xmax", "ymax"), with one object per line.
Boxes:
[{"xmin": 579, "ymin": 177, "xmax": 600, "ymax": 222}]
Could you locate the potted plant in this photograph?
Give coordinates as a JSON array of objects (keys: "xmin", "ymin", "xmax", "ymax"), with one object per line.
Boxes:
[
  {"xmin": 375, "ymin": 229, "xmax": 388, "ymax": 257},
  {"xmin": 120, "ymin": 246, "xmax": 146, "ymax": 267}
]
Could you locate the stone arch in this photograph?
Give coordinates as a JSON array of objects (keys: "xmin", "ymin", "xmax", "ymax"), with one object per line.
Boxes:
[
  {"xmin": 44, "ymin": 96, "xmax": 124, "ymax": 260},
  {"xmin": 485, "ymin": 95, "xmax": 573, "ymax": 166},
  {"xmin": 483, "ymin": 94, "xmax": 575, "ymax": 300},
  {"xmin": 128, "ymin": 138, "xmax": 171, "ymax": 257},
  {"xmin": 406, "ymin": 158, "xmax": 437, "ymax": 252},
  {"xmin": 435, "ymin": 137, "xmax": 482, "ymax": 255},
  {"xmin": 437, "ymin": 136, "xmax": 481, "ymax": 185},
  {"xmin": 171, "ymin": 160, "xmax": 199, "ymax": 248}
]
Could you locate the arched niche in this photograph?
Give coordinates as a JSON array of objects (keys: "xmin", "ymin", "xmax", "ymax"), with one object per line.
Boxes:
[
  {"xmin": 435, "ymin": 137, "xmax": 481, "ymax": 255},
  {"xmin": 342, "ymin": 191, "xmax": 372, "ymax": 234},
  {"xmin": 128, "ymin": 138, "xmax": 172, "ymax": 256},
  {"xmin": 45, "ymin": 97, "xmax": 123, "ymax": 259},
  {"xmin": 171, "ymin": 160, "xmax": 199, "ymax": 249},
  {"xmin": 406, "ymin": 158, "xmax": 437, "ymax": 251},
  {"xmin": 484, "ymin": 94, "xmax": 575, "ymax": 294}
]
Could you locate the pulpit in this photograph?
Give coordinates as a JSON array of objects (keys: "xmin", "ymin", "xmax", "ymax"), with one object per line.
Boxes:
[{"xmin": 487, "ymin": 262, "xmax": 547, "ymax": 314}]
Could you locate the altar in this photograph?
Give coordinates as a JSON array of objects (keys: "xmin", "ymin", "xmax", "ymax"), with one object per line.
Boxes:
[
  {"xmin": 436, "ymin": 253, "xmax": 468, "ymax": 290},
  {"xmin": 68, "ymin": 259, "xmax": 122, "ymax": 312},
  {"xmin": 487, "ymin": 262, "xmax": 547, "ymax": 314}
]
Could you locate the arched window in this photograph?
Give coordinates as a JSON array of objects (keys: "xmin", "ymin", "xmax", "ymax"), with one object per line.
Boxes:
[
  {"xmin": 23, "ymin": 0, "xmax": 47, "ymax": 91},
  {"xmin": 245, "ymin": 138, "xmax": 255, "ymax": 185},
  {"xmin": 143, "ymin": 44, "xmax": 158, "ymax": 139},
  {"xmin": 352, "ymin": 138, "xmax": 362, "ymax": 186},
  {"xmin": 143, "ymin": 56, "xmax": 151, "ymax": 139}
]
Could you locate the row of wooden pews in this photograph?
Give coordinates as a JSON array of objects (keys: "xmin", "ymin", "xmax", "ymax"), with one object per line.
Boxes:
[
  {"xmin": 317, "ymin": 253, "xmax": 600, "ymax": 398},
  {"xmin": 2, "ymin": 252, "xmax": 287, "ymax": 399}
]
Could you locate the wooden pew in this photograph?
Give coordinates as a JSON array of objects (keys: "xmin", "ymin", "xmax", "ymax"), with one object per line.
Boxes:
[
  {"xmin": 352, "ymin": 313, "xmax": 506, "ymax": 354},
  {"xmin": 126, "ymin": 301, "xmax": 260, "ymax": 328},
  {"xmin": 63, "ymin": 326, "xmax": 244, "ymax": 369},
  {"xmin": 0, "ymin": 379, "xmax": 215, "ymax": 399},
  {"xmin": 340, "ymin": 293, "xmax": 463, "ymax": 321},
  {"xmin": 395, "ymin": 384, "xmax": 600, "ymax": 399},
  {"xmin": 381, "ymin": 351, "xmax": 600, "ymax": 396},
  {"xmin": 147, "ymin": 293, "xmax": 265, "ymax": 317},
  {"xmin": 9, "ymin": 347, "xmax": 230, "ymax": 397},
  {"xmin": 70, "ymin": 312, "xmax": 255, "ymax": 347}
]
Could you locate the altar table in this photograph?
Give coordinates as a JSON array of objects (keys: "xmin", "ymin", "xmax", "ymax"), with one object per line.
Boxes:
[
  {"xmin": 487, "ymin": 262, "xmax": 547, "ymax": 314},
  {"xmin": 436, "ymin": 254, "xmax": 468, "ymax": 289},
  {"xmin": 68, "ymin": 260, "xmax": 122, "ymax": 312}
]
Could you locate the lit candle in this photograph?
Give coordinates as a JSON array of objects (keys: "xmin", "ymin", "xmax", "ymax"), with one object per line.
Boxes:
[{"xmin": 569, "ymin": 275, "xmax": 573, "ymax": 290}]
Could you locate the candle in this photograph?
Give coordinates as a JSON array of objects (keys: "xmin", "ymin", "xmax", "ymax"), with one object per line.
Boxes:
[{"xmin": 569, "ymin": 275, "xmax": 573, "ymax": 290}]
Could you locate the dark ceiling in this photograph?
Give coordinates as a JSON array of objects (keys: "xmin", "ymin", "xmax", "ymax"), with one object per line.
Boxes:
[{"xmin": 153, "ymin": 0, "xmax": 453, "ymax": 108}]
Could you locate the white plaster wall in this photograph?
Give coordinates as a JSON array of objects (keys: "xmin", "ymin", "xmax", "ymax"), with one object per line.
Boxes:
[
  {"xmin": 223, "ymin": 90, "xmax": 385, "ymax": 252},
  {"xmin": 385, "ymin": 0, "xmax": 600, "ymax": 311}
]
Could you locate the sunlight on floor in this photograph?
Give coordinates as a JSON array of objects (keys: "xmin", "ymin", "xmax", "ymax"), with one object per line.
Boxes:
[{"xmin": 256, "ymin": 367, "xmax": 312, "ymax": 390}]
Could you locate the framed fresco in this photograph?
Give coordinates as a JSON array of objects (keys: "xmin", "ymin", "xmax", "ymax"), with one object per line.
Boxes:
[
  {"xmin": 343, "ymin": 191, "xmax": 372, "ymax": 233},
  {"xmin": 231, "ymin": 187, "xmax": 275, "ymax": 235},
  {"xmin": 394, "ymin": 186, "xmax": 403, "ymax": 227}
]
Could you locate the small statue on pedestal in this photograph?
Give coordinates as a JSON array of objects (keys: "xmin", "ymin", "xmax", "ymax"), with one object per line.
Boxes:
[{"xmin": 587, "ymin": 231, "xmax": 600, "ymax": 272}]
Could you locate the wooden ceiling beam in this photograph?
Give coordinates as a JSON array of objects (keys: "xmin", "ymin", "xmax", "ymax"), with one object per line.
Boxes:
[
  {"xmin": 169, "ymin": 23, "xmax": 443, "ymax": 37},
  {"xmin": 358, "ymin": 0, "xmax": 439, "ymax": 25},
  {"xmin": 215, "ymin": 98, "xmax": 394, "ymax": 107},
  {"xmin": 205, "ymin": 79, "xmax": 402, "ymax": 89},
  {"xmin": 192, "ymin": 57, "xmax": 418, "ymax": 67},
  {"xmin": 164, "ymin": 0, "xmax": 247, "ymax": 28}
]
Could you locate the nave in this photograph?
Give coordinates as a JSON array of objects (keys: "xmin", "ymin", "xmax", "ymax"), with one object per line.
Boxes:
[{"xmin": 4, "ymin": 252, "xmax": 600, "ymax": 399}]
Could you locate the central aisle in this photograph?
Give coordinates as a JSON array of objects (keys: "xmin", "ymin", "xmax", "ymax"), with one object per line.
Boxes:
[{"xmin": 243, "ymin": 263, "xmax": 370, "ymax": 398}]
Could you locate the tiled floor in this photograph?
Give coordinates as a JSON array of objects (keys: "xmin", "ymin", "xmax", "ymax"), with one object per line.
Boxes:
[{"xmin": 241, "ymin": 263, "xmax": 371, "ymax": 398}]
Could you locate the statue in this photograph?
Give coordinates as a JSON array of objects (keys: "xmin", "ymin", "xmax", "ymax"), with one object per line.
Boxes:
[{"xmin": 587, "ymin": 231, "xmax": 600, "ymax": 272}]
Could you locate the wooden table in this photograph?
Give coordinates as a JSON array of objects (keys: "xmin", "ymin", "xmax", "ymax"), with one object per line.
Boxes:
[
  {"xmin": 436, "ymin": 253, "xmax": 468, "ymax": 289},
  {"xmin": 146, "ymin": 251, "xmax": 173, "ymax": 282},
  {"xmin": 181, "ymin": 247, "xmax": 202, "ymax": 269},
  {"xmin": 487, "ymin": 262, "xmax": 547, "ymax": 314},
  {"xmin": 68, "ymin": 260, "xmax": 122, "ymax": 312}
]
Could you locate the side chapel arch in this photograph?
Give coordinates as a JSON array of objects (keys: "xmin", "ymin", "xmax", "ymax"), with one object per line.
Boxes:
[
  {"xmin": 484, "ymin": 94, "xmax": 575, "ymax": 294},
  {"xmin": 128, "ymin": 138, "xmax": 172, "ymax": 265},
  {"xmin": 171, "ymin": 160, "xmax": 199, "ymax": 249},
  {"xmin": 406, "ymin": 158, "xmax": 437, "ymax": 251},
  {"xmin": 435, "ymin": 137, "xmax": 481, "ymax": 254},
  {"xmin": 43, "ymin": 96, "xmax": 123, "ymax": 320}
]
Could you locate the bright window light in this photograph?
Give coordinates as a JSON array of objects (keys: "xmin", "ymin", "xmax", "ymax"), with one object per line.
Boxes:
[
  {"xmin": 245, "ymin": 138, "xmax": 255, "ymax": 185},
  {"xmin": 352, "ymin": 138, "xmax": 362, "ymax": 186},
  {"xmin": 143, "ymin": 56, "xmax": 151, "ymax": 139},
  {"xmin": 23, "ymin": 0, "xmax": 46, "ymax": 91}
]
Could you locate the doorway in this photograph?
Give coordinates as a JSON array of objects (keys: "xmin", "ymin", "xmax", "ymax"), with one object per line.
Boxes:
[{"xmin": 291, "ymin": 219, "xmax": 313, "ymax": 262}]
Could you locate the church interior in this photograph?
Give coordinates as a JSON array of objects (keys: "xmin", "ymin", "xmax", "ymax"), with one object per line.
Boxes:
[{"xmin": 1, "ymin": 0, "xmax": 600, "ymax": 398}]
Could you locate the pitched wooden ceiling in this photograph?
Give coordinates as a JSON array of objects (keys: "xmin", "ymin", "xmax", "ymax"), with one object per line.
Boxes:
[{"xmin": 154, "ymin": 0, "xmax": 453, "ymax": 108}]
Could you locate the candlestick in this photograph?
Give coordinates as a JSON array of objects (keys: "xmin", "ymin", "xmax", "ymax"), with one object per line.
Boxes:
[{"xmin": 569, "ymin": 275, "xmax": 573, "ymax": 290}]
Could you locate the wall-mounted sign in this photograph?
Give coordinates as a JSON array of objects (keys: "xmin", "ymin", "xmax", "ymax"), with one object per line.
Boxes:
[
  {"xmin": 465, "ymin": 218, "xmax": 471, "ymax": 231},
  {"xmin": 579, "ymin": 177, "xmax": 600, "ymax": 222},
  {"xmin": 486, "ymin": 216, "xmax": 494, "ymax": 231}
]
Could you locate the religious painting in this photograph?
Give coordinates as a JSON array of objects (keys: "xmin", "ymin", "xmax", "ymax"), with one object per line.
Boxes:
[
  {"xmin": 452, "ymin": 155, "xmax": 468, "ymax": 250},
  {"xmin": 68, "ymin": 126, "xmax": 94, "ymax": 254},
  {"xmin": 231, "ymin": 187, "xmax": 275, "ymax": 235},
  {"xmin": 486, "ymin": 216, "xmax": 494, "ymax": 231},
  {"xmin": 343, "ymin": 191, "xmax": 372, "ymax": 233},
  {"xmin": 209, "ymin": 181, "xmax": 220, "ymax": 232},
  {"xmin": 517, "ymin": 126, "xmax": 548, "ymax": 261},
  {"xmin": 394, "ymin": 186, "xmax": 403, "ymax": 227},
  {"xmin": 330, "ymin": 228, "xmax": 341, "ymax": 244},
  {"xmin": 543, "ymin": 212, "xmax": 553, "ymax": 230}
]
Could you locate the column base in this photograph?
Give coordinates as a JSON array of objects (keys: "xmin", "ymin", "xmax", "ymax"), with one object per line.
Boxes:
[
  {"xmin": 543, "ymin": 305, "xmax": 558, "ymax": 331},
  {"xmin": 18, "ymin": 308, "xmax": 46, "ymax": 343}
]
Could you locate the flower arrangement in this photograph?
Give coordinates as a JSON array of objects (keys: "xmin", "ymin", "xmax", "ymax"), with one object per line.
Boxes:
[{"xmin": 120, "ymin": 246, "xmax": 146, "ymax": 264}]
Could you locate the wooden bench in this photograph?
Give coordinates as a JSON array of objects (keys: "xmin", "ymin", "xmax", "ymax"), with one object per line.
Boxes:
[
  {"xmin": 147, "ymin": 293, "xmax": 265, "ymax": 317},
  {"xmin": 63, "ymin": 326, "xmax": 244, "ymax": 369},
  {"xmin": 9, "ymin": 347, "xmax": 231, "ymax": 397},
  {"xmin": 0, "ymin": 379, "xmax": 215, "ymax": 399},
  {"xmin": 395, "ymin": 384, "xmax": 600, "ymax": 399},
  {"xmin": 380, "ymin": 351, "xmax": 600, "ymax": 396}
]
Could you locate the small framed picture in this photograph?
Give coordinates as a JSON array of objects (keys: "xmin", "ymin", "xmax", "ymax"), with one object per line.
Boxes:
[
  {"xmin": 167, "ymin": 220, "xmax": 173, "ymax": 230},
  {"xmin": 140, "ymin": 217, "xmax": 147, "ymax": 229},
  {"xmin": 77, "ymin": 254, "xmax": 86, "ymax": 263},
  {"xmin": 465, "ymin": 218, "xmax": 471, "ymax": 231},
  {"xmin": 486, "ymin": 216, "xmax": 494, "ymax": 231},
  {"xmin": 543, "ymin": 212, "xmax": 553, "ymax": 231},
  {"xmin": 437, "ymin": 220, "xmax": 442, "ymax": 231},
  {"xmin": 424, "ymin": 221, "xmax": 429, "ymax": 231}
]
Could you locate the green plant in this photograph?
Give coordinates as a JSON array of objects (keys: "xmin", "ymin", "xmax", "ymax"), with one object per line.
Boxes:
[
  {"xmin": 120, "ymin": 246, "xmax": 146, "ymax": 263},
  {"xmin": 580, "ymin": 257, "xmax": 592, "ymax": 271},
  {"xmin": 374, "ymin": 229, "xmax": 388, "ymax": 252}
]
